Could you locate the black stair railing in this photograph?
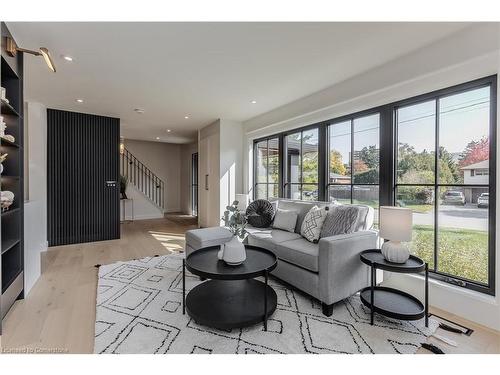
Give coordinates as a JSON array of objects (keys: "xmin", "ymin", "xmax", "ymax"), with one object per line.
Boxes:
[{"xmin": 120, "ymin": 148, "xmax": 165, "ymax": 211}]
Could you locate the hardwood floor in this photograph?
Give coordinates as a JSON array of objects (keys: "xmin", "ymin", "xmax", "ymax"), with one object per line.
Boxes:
[
  {"xmin": 1, "ymin": 215, "xmax": 499, "ymax": 354},
  {"xmin": 0, "ymin": 215, "xmax": 197, "ymax": 353}
]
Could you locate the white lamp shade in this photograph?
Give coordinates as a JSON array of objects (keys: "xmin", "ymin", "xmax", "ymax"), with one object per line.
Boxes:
[
  {"xmin": 379, "ymin": 206, "xmax": 413, "ymax": 242},
  {"xmin": 235, "ymin": 194, "xmax": 248, "ymax": 211}
]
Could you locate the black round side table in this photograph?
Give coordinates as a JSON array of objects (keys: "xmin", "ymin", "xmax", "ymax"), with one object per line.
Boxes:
[
  {"xmin": 359, "ymin": 249, "xmax": 428, "ymax": 327},
  {"xmin": 183, "ymin": 245, "xmax": 277, "ymax": 331}
]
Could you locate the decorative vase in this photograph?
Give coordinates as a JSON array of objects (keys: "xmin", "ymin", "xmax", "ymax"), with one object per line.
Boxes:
[
  {"xmin": 381, "ymin": 241, "xmax": 410, "ymax": 263},
  {"xmin": 219, "ymin": 236, "xmax": 246, "ymax": 266},
  {"xmin": 0, "ymin": 190, "xmax": 14, "ymax": 212}
]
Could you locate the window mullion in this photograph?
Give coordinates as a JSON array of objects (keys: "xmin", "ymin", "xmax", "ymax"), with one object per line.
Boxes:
[
  {"xmin": 350, "ymin": 119, "xmax": 354, "ymax": 204},
  {"xmin": 266, "ymin": 139, "xmax": 269, "ymax": 199},
  {"xmin": 434, "ymin": 99, "xmax": 440, "ymax": 273}
]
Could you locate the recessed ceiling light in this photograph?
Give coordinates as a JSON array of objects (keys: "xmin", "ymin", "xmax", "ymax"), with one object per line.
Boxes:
[
  {"xmin": 76, "ymin": 98, "xmax": 83, "ymax": 103},
  {"xmin": 166, "ymin": 129, "xmax": 171, "ymax": 133},
  {"xmin": 63, "ymin": 56, "xmax": 73, "ymax": 62},
  {"xmin": 156, "ymin": 137, "xmax": 160, "ymax": 140},
  {"xmin": 184, "ymin": 116, "xmax": 189, "ymax": 119},
  {"xmin": 251, "ymin": 100, "xmax": 257, "ymax": 104},
  {"xmin": 134, "ymin": 108, "xmax": 145, "ymax": 114}
]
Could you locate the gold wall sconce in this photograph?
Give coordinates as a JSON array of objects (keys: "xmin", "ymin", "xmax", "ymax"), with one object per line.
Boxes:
[{"xmin": 6, "ymin": 36, "xmax": 56, "ymax": 72}]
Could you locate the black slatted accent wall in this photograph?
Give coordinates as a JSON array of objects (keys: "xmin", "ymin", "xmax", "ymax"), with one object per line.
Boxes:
[{"xmin": 47, "ymin": 109, "xmax": 120, "ymax": 246}]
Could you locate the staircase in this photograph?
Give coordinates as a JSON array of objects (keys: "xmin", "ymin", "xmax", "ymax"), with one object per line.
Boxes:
[{"xmin": 120, "ymin": 148, "xmax": 165, "ymax": 211}]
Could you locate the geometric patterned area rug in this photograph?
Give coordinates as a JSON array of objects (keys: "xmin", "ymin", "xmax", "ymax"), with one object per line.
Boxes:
[{"xmin": 94, "ymin": 253, "xmax": 438, "ymax": 354}]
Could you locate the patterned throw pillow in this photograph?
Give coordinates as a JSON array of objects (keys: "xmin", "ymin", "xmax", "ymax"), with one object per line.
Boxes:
[
  {"xmin": 300, "ymin": 206, "xmax": 328, "ymax": 243},
  {"xmin": 320, "ymin": 205, "xmax": 362, "ymax": 238}
]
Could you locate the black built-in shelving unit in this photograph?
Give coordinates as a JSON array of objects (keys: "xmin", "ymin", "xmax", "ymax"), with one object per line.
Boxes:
[{"xmin": 0, "ymin": 22, "xmax": 24, "ymax": 334}]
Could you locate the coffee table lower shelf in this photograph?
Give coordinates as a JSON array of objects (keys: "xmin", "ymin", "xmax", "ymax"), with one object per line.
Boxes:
[
  {"xmin": 186, "ymin": 279, "xmax": 277, "ymax": 330},
  {"xmin": 359, "ymin": 286, "xmax": 425, "ymax": 321}
]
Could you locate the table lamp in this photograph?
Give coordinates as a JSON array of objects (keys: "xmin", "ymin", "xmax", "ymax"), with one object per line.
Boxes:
[{"xmin": 379, "ymin": 206, "xmax": 413, "ymax": 263}]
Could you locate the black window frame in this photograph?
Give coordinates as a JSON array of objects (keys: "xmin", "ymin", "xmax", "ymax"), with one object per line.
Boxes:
[
  {"xmin": 391, "ymin": 75, "xmax": 496, "ymax": 295},
  {"xmin": 283, "ymin": 126, "xmax": 322, "ymax": 201},
  {"xmin": 326, "ymin": 110, "xmax": 381, "ymax": 211},
  {"xmin": 253, "ymin": 136, "xmax": 282, "ymax": 200},
  {"xmin": 252, "ymin": 74, "xmax": 496, "ymax": 296}
]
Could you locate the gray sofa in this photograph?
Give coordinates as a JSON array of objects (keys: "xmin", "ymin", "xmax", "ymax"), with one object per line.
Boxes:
[{"xmin": 185, "ymin": 198, "xmax": 378, "ymax": 316}]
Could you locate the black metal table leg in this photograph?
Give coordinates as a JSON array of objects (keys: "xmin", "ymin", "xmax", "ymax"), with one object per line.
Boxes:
[
  {"xmin": 425, "ymin": 263, "xmax": 429, "ymax": 328},
  {"xmin": 182, "ymin": 258, "xmax": 186, "ymax": 315},
  {"xmin": 370, "ymin": 264, "xmax": 375, "ymax": 325},
  {"xmin": 264, "ymin": 270, "xmax": 268, "ymax": 331}
]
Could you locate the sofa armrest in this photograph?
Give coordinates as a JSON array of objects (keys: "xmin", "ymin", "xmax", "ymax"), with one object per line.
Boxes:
[{"xmin": 318, "ymin": 230, "xmax": 378, "ymax": 304}]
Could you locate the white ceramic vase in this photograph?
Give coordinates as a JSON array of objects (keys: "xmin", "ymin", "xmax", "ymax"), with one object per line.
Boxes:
[
  {"xmin": 218, "ymin": 236, "xmax": 246, "ymax": 266},
  {"xmin": 381, "ymin": 241, "xmax": 410, "ymax": 263}
]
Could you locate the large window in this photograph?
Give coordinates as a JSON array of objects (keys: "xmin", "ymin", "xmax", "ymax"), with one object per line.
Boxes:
[
  {"xmin": 328, "ymin": 113, "xmax": 380, "ymax": 224},
  {"xmin": 254, "ymin": 137, "xmax": 280, "ymax": 199},
  {"xmin": 395, "ymin": 82, "xmax": 495, "ymax": 293},
  {"xmin": 252, "ymin": 75, "xmax": 496, "ymax": 295},
  {"xmin": 285, "ymin": 128, "xmax": 319, "ymax": 201}
]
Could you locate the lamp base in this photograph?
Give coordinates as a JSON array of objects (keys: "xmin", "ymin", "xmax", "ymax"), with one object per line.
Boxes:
[{"xmin": 381, "ymin": 241, "xmax": 410, "ymax": 263}]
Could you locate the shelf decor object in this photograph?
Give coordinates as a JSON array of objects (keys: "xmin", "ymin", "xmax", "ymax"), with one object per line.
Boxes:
[
  {"xmin": 1, "ymin": 134, "xmax": 15, "ymax": 144},
  {"xmin": 1, "ymin": 190, "xmax": 14, "ymax": 211},
  {"xmin": 0, "ymin": 153, "xmax": 7, "ymax": 174},
  {"xmin": 0, "ymin": 115, "xmax": 6, "ymax": 136},
  {"xmin": 379, "ymin": 206, "xmax": 413, "ymax": 263},
  {"xmin": 0, "ymin": 22, "xmax": 25, "ymax": 335},
  {"xmin": 360, "ymin": 249, "xmax": 428, "ymax": 327}
]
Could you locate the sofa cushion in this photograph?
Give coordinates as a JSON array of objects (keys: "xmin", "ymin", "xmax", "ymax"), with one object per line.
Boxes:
[
  {"xmin": 247, "ymin": 229, "xmax": 302, "ymax": 252},
  {"xmin": 277, "ymin": 199, "xmax": 328, "ymax": 233},
  {"xmin": 185, "ymin": 227, "xmax": 233, "ymax": 250},
  {"xmin": 272, "ymin": 208, "xmax": 298, "ymax": 233},
  {"xmin": 246, "ymin": 199, "xmax": 275, "ymax": 228},
  {"xmin": 245, "ymin": 225, "xmax": 271, "ymax": 235},
  {"xmin": 275, "ymin": 238, "xmax": 319, "ymax": 272}
]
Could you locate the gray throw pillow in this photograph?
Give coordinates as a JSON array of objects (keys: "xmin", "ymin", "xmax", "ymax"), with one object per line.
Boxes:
[
  {"xmin": 320, "ymin": 205, "xmax": 362, "ymax": 238},
  {"xmin": 272, "ymin": 208, "xmax": 298, "ymax": 233}
]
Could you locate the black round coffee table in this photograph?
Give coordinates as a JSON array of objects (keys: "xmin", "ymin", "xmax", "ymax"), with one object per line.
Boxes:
[
  {"xmin": 183, "ymin": 245, "xmax": 277, "ymax": 330},
  {"xmin": 359, "ymin": 249, "xmax": 428, "ymax": 327}
]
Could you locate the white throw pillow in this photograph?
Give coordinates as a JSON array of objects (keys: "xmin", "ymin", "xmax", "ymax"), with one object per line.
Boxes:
[
  {"xmin": 272, "ymin": 208, "xmax": 298, "ymax": 233},
  {"xmin": 301, "ymin": 206, "xmax": 328, "ymax": 243}
]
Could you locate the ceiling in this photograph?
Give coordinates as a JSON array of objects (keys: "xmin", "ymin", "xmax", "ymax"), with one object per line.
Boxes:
[{"xmin": 8, "ymin": 22, "xmax": 471, "ymax": 144}]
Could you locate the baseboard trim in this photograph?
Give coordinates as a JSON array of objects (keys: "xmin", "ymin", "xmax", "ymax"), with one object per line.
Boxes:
[{"xmin": 126, "ymin": 213, "xmax": 164, "ymax": 221}]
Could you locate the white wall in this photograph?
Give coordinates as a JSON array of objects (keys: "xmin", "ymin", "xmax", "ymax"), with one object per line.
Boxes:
[
  {"xmin": 242, "ymin": 24, "xmax": 500, "ymax": 331},
  {"xmin": 122, "ymin": 184, "xmax": 163, "ymax": 220},
  {"xmin": 197, "ymin": 119, "xmax": 244, "ymax": 227},
  {"xmin": 23, "ymin": 102, "xmax": 48, "ymax": 295},
  {"xmin": 219, "ymin": 119, "xmax": 244, "ymax": 224},
  {"xmin": 123, "ymin": 139, "xmax": 182, "ymax": 213},
  {"xmin": 198, "ymin": 120, "xmax": 220, "ymax": 227}
]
